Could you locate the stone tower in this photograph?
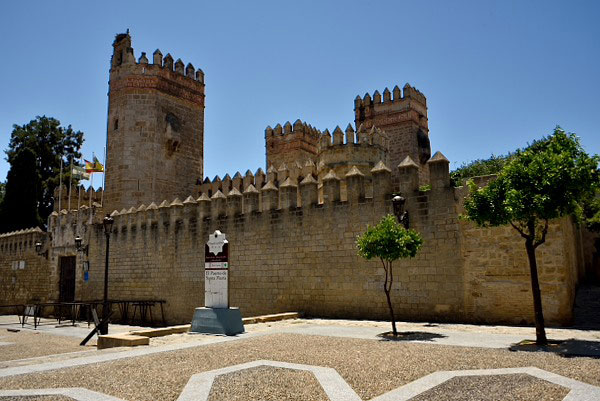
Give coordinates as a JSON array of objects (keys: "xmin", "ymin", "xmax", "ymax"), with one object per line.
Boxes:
[
  {"xmin": 104, "ymin": 31, "xmax": 205, "ymax": 212},
  {"xmin": 265, "ymin": 119, "xmax": 320, "ymax": 170},
  {"xmin": 354, "ymin": 84, "xmax": 431, "ymax": 186}
]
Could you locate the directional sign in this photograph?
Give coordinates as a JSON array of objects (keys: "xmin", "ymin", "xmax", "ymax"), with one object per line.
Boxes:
[{"xmin": 204, "ymin": 231, "xmax": 229, "ymax": 308}]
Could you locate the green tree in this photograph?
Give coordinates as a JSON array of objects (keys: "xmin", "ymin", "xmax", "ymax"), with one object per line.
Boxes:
[
  {"xmin": 357, "ymin": 215, "xmax": 423, "ymax": 336},
  {"xmin": 464, "ymin": 127, "xmax": 600, "ymax": 345},
  {"xmin": 585, "ymin": 196, "xmax": 600, "ymax": 233},
  {"xmin": 0, "ymin": 148, "xmax": 42, "ymax": 232},
  {"xmin": 5, "ymin": 116, "xmax": 84, "ymax": 224}
]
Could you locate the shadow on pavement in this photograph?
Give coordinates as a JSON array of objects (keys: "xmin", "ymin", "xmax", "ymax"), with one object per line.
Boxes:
[
  {"xmin": 377, "ymin": 331, "xmax": 447, "ymax": 342},
  {"xmin": 509, "ymin": 339, "xmax": 600, "ymax": 359}
]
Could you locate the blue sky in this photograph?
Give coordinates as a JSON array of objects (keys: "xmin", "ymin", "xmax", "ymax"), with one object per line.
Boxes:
[{"xmin": 1, "ymin": 0, "xmax": 598, "ymax": 187}]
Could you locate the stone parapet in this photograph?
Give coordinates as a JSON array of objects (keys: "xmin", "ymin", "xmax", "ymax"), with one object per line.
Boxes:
[
  {"xmin": 265, "ymin": 119, "xmax": 321, "ymax": 170},
  {"xmin": 53, "ymin": 184, "xmax": 103, "ymax": 212},
  {"xmin": 0, "ymin": 227, "xmax": 46, "ymax": 255}
]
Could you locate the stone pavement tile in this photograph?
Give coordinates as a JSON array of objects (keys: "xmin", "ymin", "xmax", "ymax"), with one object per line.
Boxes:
[
  {"xmin": 409, "ymin": 373, "xmax": 568, "ymax": 401},
  {"xmin": 0, "ymin": 334, "xmax": 599, "ymax": 401}
]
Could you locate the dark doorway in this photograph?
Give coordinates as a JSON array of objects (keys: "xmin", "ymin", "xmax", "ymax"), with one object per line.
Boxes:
[
  {"xmin": 59, "ymin": 256, "xmax": 76, "ymax": 302},
  {"xmin": 573, "ymin": 283, "xmax": 600, "ymax": 330}
]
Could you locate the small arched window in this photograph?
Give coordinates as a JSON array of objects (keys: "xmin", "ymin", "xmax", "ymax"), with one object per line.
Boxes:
[{"xmin": 114, "ymin": 119, "xmax": 119, "ymax": 130}]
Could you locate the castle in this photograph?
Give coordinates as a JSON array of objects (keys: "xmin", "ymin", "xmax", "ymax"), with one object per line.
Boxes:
[{"xmin": 1, "ymin": 32, "xmax": 597, "ymax": 326}]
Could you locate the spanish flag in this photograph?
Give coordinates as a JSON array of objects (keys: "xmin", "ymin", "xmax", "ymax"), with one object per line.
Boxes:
[{"xmin": 85, "ymin": 156, "xmax": 104, "ymax": 173}]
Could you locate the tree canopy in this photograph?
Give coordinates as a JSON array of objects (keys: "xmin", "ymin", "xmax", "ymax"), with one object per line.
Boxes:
[
  {"xmin": 465, "ymin": 128, "xmax": 599, "ymax": 232},
  {"xmin": 2, "ymin": 116, "xmax": 84, "ymax": 230},
  {"xmin": 463, "ymin": 127, "xmax": 600, "ymax": 344},
  {"xmin": 357, "ymin": 215, "xmax": 423, "ymax": 261},
  {"xmin": 0, "ymin": 148, "xmax": 42, "ymax": 232}
]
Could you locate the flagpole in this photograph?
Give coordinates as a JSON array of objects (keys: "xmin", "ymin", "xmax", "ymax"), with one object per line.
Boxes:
[
  {"xmin": 67, "ymin": 157, "xmax": 73, "ymax": 211},
  {"xmin": 101, "ymin": 146, "xmax": 106, "ymax": 207},
  {"xmin": 78, "ymin": 157, "xmax": 82, "ymax": 210},
  {"xmin": 89, "ymin": 172, "xmax": 93, "ymax": 210},
  {"xmin": 58, "ymin": 157, "xmax": 63, "ymax": 212}
]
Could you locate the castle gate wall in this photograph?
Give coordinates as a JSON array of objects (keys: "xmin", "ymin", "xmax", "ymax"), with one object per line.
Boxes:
[{"xmin": 65, "ymin": 189, "xmax": 469, "ymax": 324}]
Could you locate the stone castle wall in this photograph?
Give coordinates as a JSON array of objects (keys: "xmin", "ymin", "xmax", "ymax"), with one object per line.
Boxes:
[
  {"xmin": 0, "ymin": 228, "xmax": 55, "ymax": 305},
  {"xmin": 28, "ymin": 159, "xmax": 584, "ymax": 326}
]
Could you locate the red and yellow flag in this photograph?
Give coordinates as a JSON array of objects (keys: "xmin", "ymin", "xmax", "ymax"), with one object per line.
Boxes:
[{"xmin": 85, "ymin": 156, "xmax": 104, "ymax": 173}]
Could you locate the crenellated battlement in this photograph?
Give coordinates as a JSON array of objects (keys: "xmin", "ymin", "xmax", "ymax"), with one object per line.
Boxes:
[
  {"xmin": 47, "ymin": 203, "xmax": 103, "ymax": 252},
  {"xmin": 199, "ymin": 168, "xmax": 267, "ymax": 197},
  {"xmin": 317, "ymin": 124, "xmax": 388, "ymax": 149},
  {"xmin": 265, "ymin": 119, "xmax": 321, "ymax": 170},
  {"xmin": 110, "ymin": 31, "xmax": 204, "ymax": 84},
  {"xmin": 52, "ymin": 184, "xmax": 103, "ymax": 212},
  {"xmin": 0, "ymin": 227, "xmax": 46, "ymax": 256},
  {"xmin": 265, "ymin": 119, "xmax": 322, "ymax": 138},
  {"xmin": 109, "ymin": 161, "xmax": 394, "ymax": 230},
  {"xmin": 315, "ymin": 124, "xmax": 389, "ymax": 194},
  {"xmin": 354, "ymin": 83, "xmax": 427, "ymax": 110}
]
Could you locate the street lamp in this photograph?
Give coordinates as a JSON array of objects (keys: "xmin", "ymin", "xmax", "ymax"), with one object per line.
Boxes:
[
  {"xmin": 392, "ymin": 195, "xmax": 409, "ymax": 229},
  {"xmin": 101, "ymin": 214, "xmax": 114, "ymax": 335},
  {"xmin": 74, "ymin": 236, "xmax": 83, "ymax": 252},
  {"xmin": 35, "ymin": 241, "xmax": 48, "ymax": 258}
]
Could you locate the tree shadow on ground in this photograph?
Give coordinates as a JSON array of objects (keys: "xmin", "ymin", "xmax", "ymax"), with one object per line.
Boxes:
[
  {"xmin": 509, "ymin": 339, "xmax": 600, "ymax": 359},
  {"xmin": 377, "ymin": 331, "xmax": 447, "ymax": 342}
]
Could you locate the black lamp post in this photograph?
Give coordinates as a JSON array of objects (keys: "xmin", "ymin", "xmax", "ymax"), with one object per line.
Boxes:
[
  {"xmin": 392, "ymin": 195, "xmax": 409, "ymax": 229},
  {"xmin": 101, "ymin": 214, "xmax": 114, "ymax": 335}
]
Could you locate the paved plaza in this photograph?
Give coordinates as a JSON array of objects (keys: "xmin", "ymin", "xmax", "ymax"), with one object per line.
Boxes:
[{"xmin": 0, "ymin": 316, "xmax": 599, "ymax": 400}]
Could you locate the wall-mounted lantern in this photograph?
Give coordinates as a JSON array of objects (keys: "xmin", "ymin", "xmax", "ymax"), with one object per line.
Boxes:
[
  {"xmin": 35, "ymin": 240, "xmax": 48, "ymax": 259},
  {"xmin": 75, "ymin": 236, "xmax": 83, "ymax": 252},
  {"xmin": 392, "ymin": 195, "xmax": 409, "ymax": 229}
]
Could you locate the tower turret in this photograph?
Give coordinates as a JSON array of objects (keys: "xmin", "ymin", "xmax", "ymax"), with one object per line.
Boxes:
[
  {"xmin": 265, "ymin": 119, "xmax": 321, "ymax": 169},
  {"xmin": 354, "ymin": 84, "xmax": 431, "ymax": 186},
  {"xmin": 104, "ymin": 31, "xmax": 205, "ymax": 211}
]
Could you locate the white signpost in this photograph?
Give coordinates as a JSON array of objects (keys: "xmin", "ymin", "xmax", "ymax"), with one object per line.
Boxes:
[
  {"xmin": 204, "ymin": 231, "xmax": 229, "ymax": 308},
  {"xmin": 191, "ymin": 230, "xmax": 244, "ymax": 335}
]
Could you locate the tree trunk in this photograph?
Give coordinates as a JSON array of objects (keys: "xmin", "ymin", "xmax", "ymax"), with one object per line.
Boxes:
[
  {"xmin": 383, "ymin": 261, "xmax": 397, "ymax": 336},
  {"xmin": 384, "ymin": 286, "xmax": 397, "ymax": 336},
  {"xmin": 525, "ymin": 239, "xmax": 548, "ymax": 345}
]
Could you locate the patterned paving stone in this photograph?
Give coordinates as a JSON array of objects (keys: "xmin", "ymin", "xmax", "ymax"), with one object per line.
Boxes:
[
  {"xmin": 410, "ymin": 373, "xmax": 568, "ymax": 401},
  {"xmin": 207, "ymin": 366, "xmax": 328, "ymax": 401},
  {"xmin": 0, "ymin": 327, "xmax": 599, "ymax": 401}
]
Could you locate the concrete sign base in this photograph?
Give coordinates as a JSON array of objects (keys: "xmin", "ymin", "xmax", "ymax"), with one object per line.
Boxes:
[{"xmin": 190, "ymin": 307, "xmax": 244, "ymax": 336}]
